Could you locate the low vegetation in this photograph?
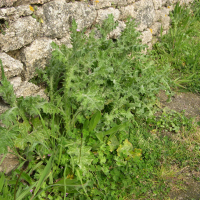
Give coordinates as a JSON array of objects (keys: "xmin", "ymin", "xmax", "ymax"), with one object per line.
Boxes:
[{"xmin": 0, "ymin": 1, "xmax": 200, "ymax": 199}]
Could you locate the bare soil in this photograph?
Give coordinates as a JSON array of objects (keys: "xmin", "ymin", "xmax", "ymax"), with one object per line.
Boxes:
[{"xmin": 157, "ymin": 90, "xmax": 200, "ymax": 200}]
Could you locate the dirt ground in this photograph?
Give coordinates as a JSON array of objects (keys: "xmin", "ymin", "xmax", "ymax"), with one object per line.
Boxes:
[{"xmin": 157, "ymin": 90, "xmax": 200, "ymax": 200}]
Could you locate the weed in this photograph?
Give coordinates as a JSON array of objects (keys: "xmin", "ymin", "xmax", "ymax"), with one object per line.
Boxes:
[
  {"xmin": 0, "ymin": 3, "xmax": 199, "ymax": 199},
  {"xmin": 151, "ymin": 2, "xmax": 200, "ymax": 93}
]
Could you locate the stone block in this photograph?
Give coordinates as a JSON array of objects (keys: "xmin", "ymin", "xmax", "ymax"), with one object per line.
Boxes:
[
  {"xmin": 97, "ymin": 7, "xmax": 120, "ymax": 24},
  {"xmin": 0, "ymin": 16, "xmax": 40, "ymax": 52},
  {"xmin": 20, "ymin": 38, "xmax": 53, "ymax": 80},
  {"xmin": 0, "ymin": 53, "xmax": 23, "ymax": 79},
  {"xmin": 119, "ymin": 4, "xmax": 137, "ymax": 20}
]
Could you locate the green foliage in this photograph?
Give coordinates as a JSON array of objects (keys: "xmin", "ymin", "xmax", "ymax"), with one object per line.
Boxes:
[
  {"xmin": 0, "ymin": 11, "xmax": 199, "ymax": 200},
  {"xmin": 148, "ymin": 109, "xmax": 195, "ymax": 133},
  {"xmin": 47, "ymin": 15, "xmax": 170, "ymax": 133},
  {"xmin": 192, "ymin": 0, "xmax": 200, "ymax": 21},
  {"xmin": 0, "ymin": 60, "xmax": 16, "ymax": 107},
  {"xmin": 151, "ymin": 2, "xmax": 200, "ymax": 92}
]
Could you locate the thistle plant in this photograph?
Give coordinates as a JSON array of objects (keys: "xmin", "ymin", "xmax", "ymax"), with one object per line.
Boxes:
[{"xmin": 0, "ymin": 14, "xmax": 172, "ymax": 199}]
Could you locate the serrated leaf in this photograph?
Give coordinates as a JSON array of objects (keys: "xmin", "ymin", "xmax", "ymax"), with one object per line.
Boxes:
[
  {"xmin": 0, "ymin": 107, "xmax": 19, "ymax": 128},
  {"xmin": 107, "ymin": 135, "xmax": 119, "ymax": 152},
  {"xmin": 0, "ymin": 126, "xmax": 18, "ymax": 154},
  {"xmin": 18, "ymin": 121, "xmax": 31, "ymax": 135},
  {"xmin": 117, "ymin": 139, "xmax": 133, "ymax": 157},
  {"xmin": 41, "ymin": 102, "xmax": 60, "ymax": 114},
  {"xmin": 67, "ymin": 139, "xmax": 93, "ymax": 174}
]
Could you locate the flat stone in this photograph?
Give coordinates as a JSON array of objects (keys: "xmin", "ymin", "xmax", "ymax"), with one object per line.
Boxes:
[
  {"xmin": 0, "ymin": 53, "xmax": 23, "ymax": 79},
  {"xmin": 0, "ymin": 0, "xmax": 18, "ymax": 8},
  {"xmin": 9, "ymin": 76, "xmax": 22, "ymax": 89},
  {"xmin": 119, "ymin": 4, "xmax": 137, "ymax": 20},
  {"xmin": 0, "ymin": 147, "xmax": 19, "ymax": 175},
  {"xmin": 152, "ymin": 0, "xmax": 162, "ymax": 9},
  {"xmin": 97, "ymin": 7, "xmax": 120, "ymax": 24},
  {"xmin": 150, "ymin": 22, "xmax": 161, "ymax": 35},
  {"xmin": 20, "ymin": 38, "xmax": 53, "ymax": 80},
  {"xmin": 15, "ymin": 81, "xmax": 48, "ymax": 100},
  {"xmin": 42, "ymin": 1, "xmax": 96, "ymax": 38},
  {"xmin": 0, "ymin": 16, "xmax": 40, "ymax": 52},
  {"xmin": 135, "ymin": 0, "xmax": 155, "ymax": 29},
  {"xmin": 140, "ymin": 29, "xmax": 152, "ymax": 44}
]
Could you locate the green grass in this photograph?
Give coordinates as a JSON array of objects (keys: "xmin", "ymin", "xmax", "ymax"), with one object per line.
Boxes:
[
  {"xmin": 0, "ymin": 1, "xmax": 200, "ymax": 199},
  {"xmin": 151, "ymin": 1, "xmax": 200, "ymax": 93}
]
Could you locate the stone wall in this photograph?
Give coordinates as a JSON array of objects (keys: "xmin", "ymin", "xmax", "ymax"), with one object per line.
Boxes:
[{"xmin": 0, "ymin": 0, "xmax": 193, "ymax": 114}]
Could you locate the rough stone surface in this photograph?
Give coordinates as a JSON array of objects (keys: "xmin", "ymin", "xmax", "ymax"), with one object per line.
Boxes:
[
  {"xmin": 40, "ymin": 0, "xmax": 70, "ymax": 38},
  {"xmin": 154, "ymin": 9, "xmax": 161, "ymax": 22},
  {"xmin": 162, "ymin": 0, "xmax": 168, "ymax": 5},
  {"xmin": 20, "ymin": 38, "xmax": 53, "ymax": 80},
  {"xmin": 150, "ymin": 21, "xmax": 161, "ymax": 35},
  {"xmin": 14, "ymin": 0, "xmax": 52, "ymax": 7},
  {"xmin": 67, "ymin": 2, "xmax": 97, "ymax": 31},
  {"xmin": 119, "ymin": 4, "xmax": 137, "ymax": 20},
  {"xmin": 160, "ymin": 11, "xmax": 171, "ymax": 29},
  {"xmin": 0, "ymin": 0, "xmax": 18, "ymax": 8},
  {"xmin": 110, "ymin": 0, "xmax": 128, "ymax": 6},
  {"xmin": 97, "ymin": 7, "xmax": 120, "ymax": 24},
  {"xmin": 140, "ymin": 29, "xmax": 152, "ymax": 44},
  {"xmin": 9, "ymin": 76, "xmax": 22, "ymax": 89},
  {"xmin": 42, "ymin": 1, "xmax": 96, "ymax": 38},
  {"xmin": 0, "ymin": 147, "xmax": 19, "ymax": 175},
  {"xmin": 135, "ymin": 0, "xmax": 155, "ymax": 31},
  {"xmin": 56, "ymin": 34, "xmax": 72, "ymax": 48},
  {"xmin": 0, "ymin": 7, "xmax": 16, "ymax": 18},
  {"xmin": 15, "ymin": 5, "xmax": 33, "ymax": 17},
  {"xmin": 15, "ymin": 81, "xmax": 48, "ymax": 100},
  {"xmin": 0, "ymin": 53, "xmax": 23, "ymax": 79},
  {"xmin": 152, "ymin": 0, "xmax": 162, "ymax": 9},
  {"xmin": 0, "ymin": 16, "xmax": 40, "ymax": 52},
  {"xmin": 93, "ymin": 0, "xmax": 111, "ymax": 9}
]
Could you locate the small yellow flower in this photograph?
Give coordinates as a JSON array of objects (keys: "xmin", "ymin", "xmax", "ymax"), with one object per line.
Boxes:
[
  {"xmin": 95, "ymin": 0, "xmax": 99, "ymax": 3},
  {"xmin": 150, "ymin": 129, "xmax": 157, "ymax": 134},
  {"xmin": 167, "ymin": 6, "xmax": 170, "ymax": 9},
  {"xmin": 165, "ymin": 14, "xmax": 167, "ymax": 17},
  {"xmin": 29, "ymin": 5, "xmax": 34, "ymax": 12},
  {"xmin": 67, "ymin": 174, "xmax": 74, "ymax": 179},
  {"xmin": 149, "ymin": 28, "xmax": 153, "ymax": 33}
]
